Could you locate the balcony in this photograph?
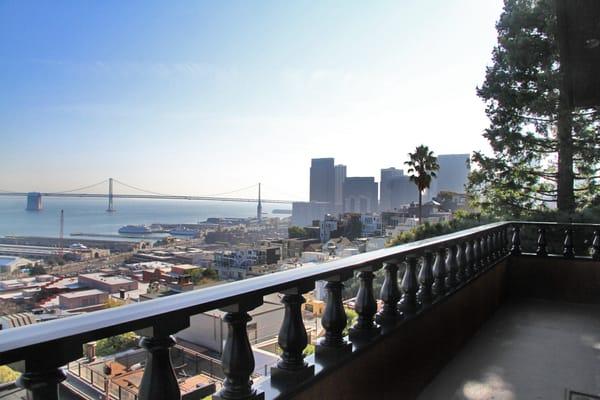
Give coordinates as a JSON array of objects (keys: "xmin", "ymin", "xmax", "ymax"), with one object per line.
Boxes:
[{"xmin": 0, "ymin": 221, "xmax": 599, "ymax": 399}]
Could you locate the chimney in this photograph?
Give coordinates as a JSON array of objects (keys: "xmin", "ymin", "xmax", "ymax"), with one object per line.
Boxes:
[{"xmin": 84, "ymin": 342, "xmax": 97, "ymax": 362}]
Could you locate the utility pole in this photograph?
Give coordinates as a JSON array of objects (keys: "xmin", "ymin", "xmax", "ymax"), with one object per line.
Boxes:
[{"xmin": 59, "ymin": 209, "xmax": 64, "ymax": 257}]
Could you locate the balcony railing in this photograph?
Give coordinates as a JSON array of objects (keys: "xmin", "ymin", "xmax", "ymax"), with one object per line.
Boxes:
[{"xmin": 0, "ymin": 221, "xmax": 598, "ymax": 399}]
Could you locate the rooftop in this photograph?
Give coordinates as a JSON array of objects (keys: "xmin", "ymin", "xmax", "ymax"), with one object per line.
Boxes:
[{"xmin": 59, "ymin": 289, "xmax": 107, "ymax": 299}]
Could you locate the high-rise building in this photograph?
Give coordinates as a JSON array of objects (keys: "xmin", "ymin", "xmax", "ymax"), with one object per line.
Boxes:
[
  {"xmin": 334, "ymin": 164, "xmax": 347, "ymax": 210},
  {"xmin": 390, "ymin": 175, "xmax": 419, "ymax": 207},
  {"xmin": 343, "ymin": 177, "xmax": 378, "ymax": 213},
  {"xmin": 431, "ymin": 154, "xmax": 471, "ymax": 195},
  {"xmin": 310, "ymin": 158, "xmax": 335, "ymax": 204},
  {"xmin": 380, "ymin": 168, "xmax": 404, "ymax": 211}
]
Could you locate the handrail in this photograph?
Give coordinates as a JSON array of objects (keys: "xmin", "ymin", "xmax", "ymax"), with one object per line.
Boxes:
[
  {"xmin": 0, "ymin": 221, "xmax": 509, "ymax": 364},
  {"xmin": 512, "ymin": 221, "xmax": 600, "ymax": 227}
]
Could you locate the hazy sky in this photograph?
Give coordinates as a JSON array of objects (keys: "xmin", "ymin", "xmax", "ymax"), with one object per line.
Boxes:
[{"xmin": 0, "ymin": 0, "xmax": 504, "ymax": 200}]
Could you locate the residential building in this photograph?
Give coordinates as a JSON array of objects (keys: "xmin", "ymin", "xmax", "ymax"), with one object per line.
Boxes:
[
  {"xmin": 176, "ymin": 294, "xmax": 285, "ymax": 353},
  {"xmin": 320, "ymin": 214, "xmax": 338, "ymax": 243},
  {"xmin": 343, "ymin": 177, "xmax": 378, "ymax": 213},
  {"xmin": 58, "ymin": 289, "xmax": 109, "ymax": 310},
  {"xmin": 78, "ymin": 273, "xmax": 138, "ymax": 294},
  {"xmin": 360, "ymin": 214, "xmax": 382, "ymax": 236},
  {"xmin": 310, "ymin": 158, "xmax": 335, "ymax": 204}
]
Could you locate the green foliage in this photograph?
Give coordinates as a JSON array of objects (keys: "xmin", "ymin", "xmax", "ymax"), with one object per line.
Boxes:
[
  {"xmin": 388, "ymin": 211, "xmax": 492, "ymax": 247},
  {"xmin": 95, "ymin": 332, "xmax": 139, "ymax": 357},
  {"xmin": 342, "ymin": 308, "xmax": 359, "ymax": 336},
  {"xmin": 288, "ymin": 226, "xmax": 307, "ymax": 239},
  {"xmin": 405, "ymin": 145, "xmax": 440, "ymax": 224},
  {"xmin": 303, "ymin": 343, "xmax": 315, "ymax": 356},
  {"xmin": 343, "ymin": 216, "xmax": 363, "ymax": 240},
  {"xmin": 471, "ymin": 0, "xmax": 600, "ymax": 217},
  {"xmin": 0, "ymin": 365, "xmax": 20, "ymax": 384},
  {"xmin": 28, "ymin": 264, "xmax": 47, "ymax": 276},
  {"xmin": 202, "ymin": 267, "xmax": 218, "ymax": 280},
  {"xmin": 190, "ymin": 267, "xmax": 218, "ymax": 284}
]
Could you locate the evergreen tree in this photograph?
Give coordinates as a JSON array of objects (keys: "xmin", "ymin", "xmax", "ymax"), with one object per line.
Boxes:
[
  {"xmin": 405, "ymin": 145, "xmax": 439, "ymax": 224},
  {"xmin": 471, "ymin": 0, "xmax": 600, "ymax": 217}
]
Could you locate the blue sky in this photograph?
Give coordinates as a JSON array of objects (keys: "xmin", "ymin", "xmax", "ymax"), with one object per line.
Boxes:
[{"xmin": 0, "ymin": 0, "xmax": 504, "ymax": 200}]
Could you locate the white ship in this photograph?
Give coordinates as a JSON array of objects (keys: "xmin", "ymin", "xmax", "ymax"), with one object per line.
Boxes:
[{"xmin": 118, "ymin": 225, "xmax": 152, "ymax": 234}]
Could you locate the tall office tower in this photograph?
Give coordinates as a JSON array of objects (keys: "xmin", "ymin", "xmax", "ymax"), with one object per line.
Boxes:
[
  {"xmin": 432, "ymin": 154, "xmax": 471, "ymax": 195},
  {"xmin": 380, "ymin": 167, "xmax": 404, "ymax": 211},
  {"xmin": 334, "ymin": 164, "xmax": 347, "ymax": 211},
  {"xmin": 390, "ymin": 175, "xmax": 419, "ymax": 207},
  {"xmin": 310, "ymin": 158, "xmax": 335, "ymax": 204},
  {"xmin": 343, "ymin": 177, "xmax": 379, "ymax": 214}
]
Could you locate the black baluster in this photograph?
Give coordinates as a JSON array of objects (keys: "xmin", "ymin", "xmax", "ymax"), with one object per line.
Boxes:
[
  {"xmin": 349, "ymin": 268, "xmax": 380, "ymax": 340},
  {"xmin": 455, "ymin": 243, "xmax": 465, "ymax": 284},
  {"xmin": 472, "ymin": 239, "xmax": 481, "ymax": 274},
  {"xmin": 272, "ymin": 284, "xmax": 314, "ymax": 381},
  {"xmin": 510, "ymin": 226, "xmax": 522, "ymax": 255},
  {"xmin": 17, "ymin": 343, "xmax": 83, "ymax": 400},
  {"xmin": 445, "ymin": 245, "xmax": 457, "ymax": 290},
  {"xmin": 416, "ymin": 252, "xmax": 433, "ymax": 306},
  {"xmin": 592, "ymin": 230, "xmax": 600, "ymax": 261},
  {"xmin": 398, "ymin": 256, "xmax": 418, "ymax": 317},
  {"xmin": 376, "ymin": 262, "xmax": 400, "ymax": 324},
  {"xmin": 317, "ymin": 275, "xmax": 352, "ymax": 355},
  {"xmin": 464, "ymin": 240, "xmax": 473, "ymax": 279},
  {"xmin": 138, "ymin": 318, "xmax": 189, "ymax": 400},
  {"xmin": 215, "ymin": 300, "xmax": 264, "ymax": 400},
  {"xmin": 18, "ymin": 364, "xmax": 66, "ymax": 400},
  {"xmin": 536, "ymin": 227, "xmax": 548, "ymax": 256},
  {"xmin": 488, "ymin": 232, "xmax": 496, "ymax": 261},
  {"xmin": 432, "ymin": 248, "xmax": 447, "ymax": 299},
  {"xmin": 563, "ymin": 228, "xmax": 575, "ymax": 258},
  {"xmin": 480, "ymin": 235, "xmax": 489, "ymax": 268}
]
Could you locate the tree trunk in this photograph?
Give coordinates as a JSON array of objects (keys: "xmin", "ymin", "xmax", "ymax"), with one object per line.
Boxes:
[
  {"xmin": 418, "ymin": 191, "xmax": 422, "ymax": 225},
  {"xmin": 557, "ymin": 83, "xmax": 575, "ymax": 214}
]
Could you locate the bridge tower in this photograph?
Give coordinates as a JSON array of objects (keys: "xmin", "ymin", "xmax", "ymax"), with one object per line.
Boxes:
[
  {"xmin": 26, "ymin": 192, "xmax": 42, "ymax": 211},
  {"xmin": 107, "ymin": 178, "xmax": 115, "ymax": 212},
  {"xmin": 257, "ymin": 183, "xmax": 262, "ymax": 224}
]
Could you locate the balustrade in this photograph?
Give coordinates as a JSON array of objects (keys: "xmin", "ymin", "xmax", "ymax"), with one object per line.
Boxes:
[{"xmin": 3, "ymin": 221, "xmax": 598, "ymax": 400}]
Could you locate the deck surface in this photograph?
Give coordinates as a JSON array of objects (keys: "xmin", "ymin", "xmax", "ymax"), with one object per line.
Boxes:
[{"xmin": 418, "ymin": 299, "xmax": 600, "ymax": 400}]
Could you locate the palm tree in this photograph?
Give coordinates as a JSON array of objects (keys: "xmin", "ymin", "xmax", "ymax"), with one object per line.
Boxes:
[{"xmin": 405, "ymin": 145, "xmax": 439, "ymax": 225}]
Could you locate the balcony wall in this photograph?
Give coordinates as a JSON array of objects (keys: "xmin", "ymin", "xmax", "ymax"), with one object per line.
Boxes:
[{"xmin": 290, "ymin": 260, "xmax": 508, "ymax": 400}]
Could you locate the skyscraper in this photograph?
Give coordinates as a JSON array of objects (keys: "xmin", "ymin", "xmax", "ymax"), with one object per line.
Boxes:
[
  {"xmin": 431, "ymin": 154, "xmax": 471, "ymax": 195},
  {"xmin": 310, "ymin": 158, "xmax": 335, "ymax": 204},
  {"xmin": 390, "ymin": 175, "xmax": 419, "ymax": 207},
  {"xmin": 334, "ymin": 164, "xmax": 347, "ymax": 211},
  {"xmin": 380, "ymin": 167, "xmax": 404, "ymax": 211},
  {"xmin": 343, "ymin": 177, "xmax": 378, "ymax": 213}
]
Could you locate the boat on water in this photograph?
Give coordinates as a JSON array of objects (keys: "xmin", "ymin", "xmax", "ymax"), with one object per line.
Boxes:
[
  {"xmin": 118, "ymin": 225, "xmax": 152, "ymax": 234},
  {"xmin": 169, "ymin": 226, "xmax": 200, "ymax": 237}
]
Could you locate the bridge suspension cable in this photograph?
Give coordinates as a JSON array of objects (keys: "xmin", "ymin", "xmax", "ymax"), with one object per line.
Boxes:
[
  {"xmin": 53, "ymin": 179, "xmax": 109, "ymax": 194},
  {"xmin": 111, "ymin": 179, "xmax": 171, "ymax": 196},
  {"xmin": 112, "ymin": 179, "xmax": 259, "ymax": 198}
]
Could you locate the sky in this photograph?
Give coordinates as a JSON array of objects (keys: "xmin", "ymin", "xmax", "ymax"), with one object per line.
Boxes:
[{"xmin": 0, "ymin": 0, "xmax": 504, "ymax": 200}]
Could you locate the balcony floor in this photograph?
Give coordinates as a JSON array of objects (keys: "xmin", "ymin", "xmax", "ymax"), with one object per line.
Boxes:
[{"xmin": 418, "ymin": 298, "xmax": 600, "ymax": 400}]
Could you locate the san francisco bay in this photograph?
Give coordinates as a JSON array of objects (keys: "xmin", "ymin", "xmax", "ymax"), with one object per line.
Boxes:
[{"xmin": 0, "ymin": 196, "xmax": 271, "ymax": 238}]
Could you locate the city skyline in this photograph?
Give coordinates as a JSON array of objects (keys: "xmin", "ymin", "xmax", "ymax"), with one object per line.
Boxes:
[{"xmin": 0, "ymin": 1, "xmax": 504, "ymax": 199}]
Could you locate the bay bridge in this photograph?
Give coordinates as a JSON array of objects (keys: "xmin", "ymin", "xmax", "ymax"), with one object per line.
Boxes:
[{"xmin": 0, "ymin": 178, "xmax": 295, "ymax": 212}]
